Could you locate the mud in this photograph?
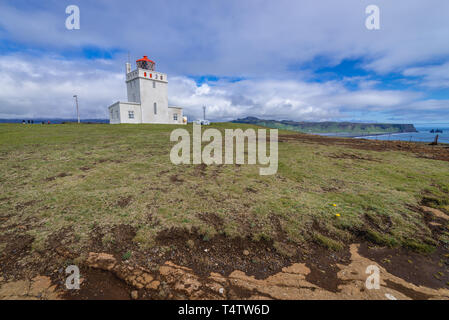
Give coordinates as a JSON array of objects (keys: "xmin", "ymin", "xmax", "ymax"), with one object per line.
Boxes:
[{"xmin": 358, "ymin": 243, "xmax": 449, "ymax": 289}]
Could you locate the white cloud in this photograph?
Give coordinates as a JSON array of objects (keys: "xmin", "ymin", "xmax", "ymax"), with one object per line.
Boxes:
[
  {"xmin": 0, "ymin": 55, "xmax": 124, "ymax": 119},
  {"xmin": 1, "ymin": 1, "xmax": 449, "ymax": 78},
  {"xmin": 168, "ymin": 76, "xmax": 420, "ymax": 122},
  {"xmin": 403, "ymin": 62, "xmax": 449, "ymax": 88},
  {"xmin": 0, "ymin": 53, "xmax": 444, "ymax": 122}
]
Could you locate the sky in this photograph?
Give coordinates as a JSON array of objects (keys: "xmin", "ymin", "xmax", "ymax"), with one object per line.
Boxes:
[{"xmin": 0, "ymin": 0, "xmax": 448, "ymax": 123}]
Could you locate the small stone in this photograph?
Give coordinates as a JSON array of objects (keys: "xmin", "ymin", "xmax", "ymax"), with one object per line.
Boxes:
[
  {"xmin": 385, "ymin": 293, "xmax": 397, "ymax": 300},
  {"xmin": 243, "ymin": 250, "xmax": 250, "ymax": 256},
  {"xmin": 130, "ymin": 290, "xmax": 138, "ymax": 300},
  {"xmin": 147, "ymin": 280, "xmax": 160, "ymax": 290},
  {"xmin": 219, "ymin": 287, "xmax": 224, "ymax": 295}
]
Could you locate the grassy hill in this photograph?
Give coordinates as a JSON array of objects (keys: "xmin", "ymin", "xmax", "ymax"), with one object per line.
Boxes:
[
  {"xmin": 0, "ymin": 123, "xmax": 448, "ymax": 297},
  {"xmin": 232, "ymin": 117, "xmax": 417, "ymax": 135}
]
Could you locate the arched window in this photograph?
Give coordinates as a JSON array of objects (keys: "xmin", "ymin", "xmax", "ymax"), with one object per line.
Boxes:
[{"xmin": 154, "ymin": 102, "xmax": 157, "ymax": 114}]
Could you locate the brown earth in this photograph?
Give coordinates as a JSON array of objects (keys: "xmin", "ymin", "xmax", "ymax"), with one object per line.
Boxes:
[
  {"xmin": 17, "ymin": 244, "xmax": 444, "ymax": 300},
  {"xmin": 1, "ymin": 221, "xmax": 448, "ymax": 300},
  {"xmin": 1, "ymin": 202, "xmax": 449, "ymax": 299},
  {"xmin": 279, "ymin": 133, "xmax": 449, "ymax": 162}
]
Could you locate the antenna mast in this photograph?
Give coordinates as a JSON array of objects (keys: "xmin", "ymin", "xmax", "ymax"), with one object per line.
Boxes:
[{"xmin": 73, "ymin": 95, "xmax": 80, "ymax": 124}]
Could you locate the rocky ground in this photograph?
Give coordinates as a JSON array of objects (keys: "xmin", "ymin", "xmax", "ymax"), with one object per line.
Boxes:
[{"xmin": 1, "ymin": 242, "xmax": 448, "ymax": 300}]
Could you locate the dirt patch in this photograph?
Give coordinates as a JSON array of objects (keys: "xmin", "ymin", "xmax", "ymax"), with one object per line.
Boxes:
[
  {"xmin": 44, "ymin": 172, "xmax": 72, "ymax": 182},
  {"xmin": 245, "ymin": 186, "xmax": 257, "ymax": 193},
  {"xmin": 303, "ymin": 247, "xmax": 350, "ymax": 292},
  {"xmin": 79, "ymin": 166, "xmax": 90, "ymax": 171},
  {"xmin": 86, "ymin": 224, "xmax": 138, "ymax": 258},
  {"xmin": 117, "ymin": 196, "xmax": 133, "ymax": 208},
  {"xmin": 111, "ymin": 224, "xmax": 136, "ymax": 255},
  {"xmin": 197, "ymin": 213, "xmax": 225, "ymax": 233},
  {"xmin": 358, "ymin": 243, "xmax": 449, "ymax": 289},
  {"xmin": 328, "ymin": 152, "xmax": 381, "ymax": 162},
  {"xmin": 384, "ymin": 279, "xmax": 434, "ymax": 300},
  {"xmin": 63, "ymin": 267, "xmax": 132, "ymax": 300},
  {"xmin": 78, "ymin": 244, "xmax": 449, "ymax": 300},
  {"xmin": 96, "ymin": 158, "xmax": 122, "ymax": 164},
  {"xmin": 169, "ymin": 175, "xmax": 184, "ymax": 184},
  {"xmin": 157, "ymin": 169, "xmax": 169, "ymax": 177},
  {"xmin": 0, "ymin": 234, "xmax": 34, "ymax": 278},
  {"xmin": 279, "ymin": 133, "xmax": 449, "ymax": 162},
  {"xmin": 363, "ymin": 213, "xmax": 393, "ymax": 234},
  {"xmin": 194, "ymin": 163, "xmax": 208, "ymax": 177},
  {"xmin": 15, "ymin": 200, "xmax": 38, "ymax": 211},
  {"xmin": 154, "ymin": 227, "xmax": 295, "ymax": 279},
  {"xmin": 321, "ymin": 179, "xmax": 345, "ymax": 192},
  {"xmin": 420, "ymin": 206, "xmax": 449, "ymax": 220}
]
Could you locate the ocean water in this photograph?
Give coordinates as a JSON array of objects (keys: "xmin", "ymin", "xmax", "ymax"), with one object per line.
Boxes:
[{"xmin": 356, "ymin": 125, "xmax": 449, "ymax": 144}]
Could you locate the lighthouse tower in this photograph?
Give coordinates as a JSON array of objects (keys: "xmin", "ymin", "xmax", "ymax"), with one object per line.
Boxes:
[{"xmin": 108, "ymin": 55, "xmax": 185, "ymax": 124}]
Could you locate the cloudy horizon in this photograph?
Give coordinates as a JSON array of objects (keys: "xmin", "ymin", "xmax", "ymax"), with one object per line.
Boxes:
[{"xmin": 1, "ymin": 0, "xmax": 449, "ymax": 124}]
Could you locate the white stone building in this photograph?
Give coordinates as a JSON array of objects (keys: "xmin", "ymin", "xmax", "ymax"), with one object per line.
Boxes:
[{"xmin": 108, "ymin": 56, "xmax": 185, "ymax": 124}]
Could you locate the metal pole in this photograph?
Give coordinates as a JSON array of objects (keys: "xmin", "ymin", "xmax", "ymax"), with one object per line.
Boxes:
[
  {"xmin": 203, "ymin": 106, "xmax": 206, "ymax": 120},
  {"xmin": 73, "ymin": 95, "xmax": 80, "ymax": 123}
]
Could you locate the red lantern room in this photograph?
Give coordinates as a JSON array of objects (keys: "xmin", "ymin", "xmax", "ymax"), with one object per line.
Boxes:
[{"xmin": 136, "ymin": 55, "xmax": 155, "ymax": 71}]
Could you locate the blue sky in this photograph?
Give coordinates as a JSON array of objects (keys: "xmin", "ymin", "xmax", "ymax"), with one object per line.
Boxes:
[{"xmin": 0, "ymin": 0, "xmax": 448, "ymax": 123}]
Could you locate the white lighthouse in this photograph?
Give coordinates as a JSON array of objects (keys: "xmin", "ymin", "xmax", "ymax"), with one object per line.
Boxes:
[{"xmin": 108, "ymin": 55, "xmax": 185, "ymax": 124}]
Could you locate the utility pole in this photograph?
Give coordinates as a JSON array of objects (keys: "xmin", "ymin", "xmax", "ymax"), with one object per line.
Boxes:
[
  {"xmin": 203, "ymin": 105, "xmax": 206, "ymax": 120},
  {"xmin": 73, "ymin": 95, "xmax": 80, "ymax": 123}
]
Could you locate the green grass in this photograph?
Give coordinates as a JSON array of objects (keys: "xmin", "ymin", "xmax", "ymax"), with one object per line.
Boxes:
[{"xmin": 0, "ymin": 123, "xmax": 448, "ymax": 255}]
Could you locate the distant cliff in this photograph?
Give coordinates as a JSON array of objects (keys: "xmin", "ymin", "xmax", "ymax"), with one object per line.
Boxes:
[{"xmin": 232, "ymin": 117, "xmax": 417, "ymax": 134}]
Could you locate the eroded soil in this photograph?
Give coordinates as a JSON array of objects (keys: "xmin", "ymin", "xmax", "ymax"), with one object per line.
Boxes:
[
  {"xmin": 1, "ymin": 220, "xmax": 449, "ymax": 300},
  {"xmin": 279, "ymin": 133, "xmax": 449, "ymax": 162}
]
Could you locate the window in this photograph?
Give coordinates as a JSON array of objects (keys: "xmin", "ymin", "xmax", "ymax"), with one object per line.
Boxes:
[
  {"xmin": 115, "ymin": 111, "xmax": 119, "ymax": 119},
  {"xmin": 110, "ymin": 110, "xmax": 114, "ymax": 119},
  {"xmin": 153, "ymin": 81, "xmax": 156, "ymax": 88},
  {"xmin": 161, "ymin": 75, "xmax": 163, "ymax": 80},
  {"xmin": 173, "ymin": 113, "xmax": 178, "ymax": 121},
  {"xmin": 154, "ymin": 102, "xmax": 157, "ymax": 114},
  {"xmin": 128, "ymin": 111, "xmax": 134, "ymax": 119}
]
